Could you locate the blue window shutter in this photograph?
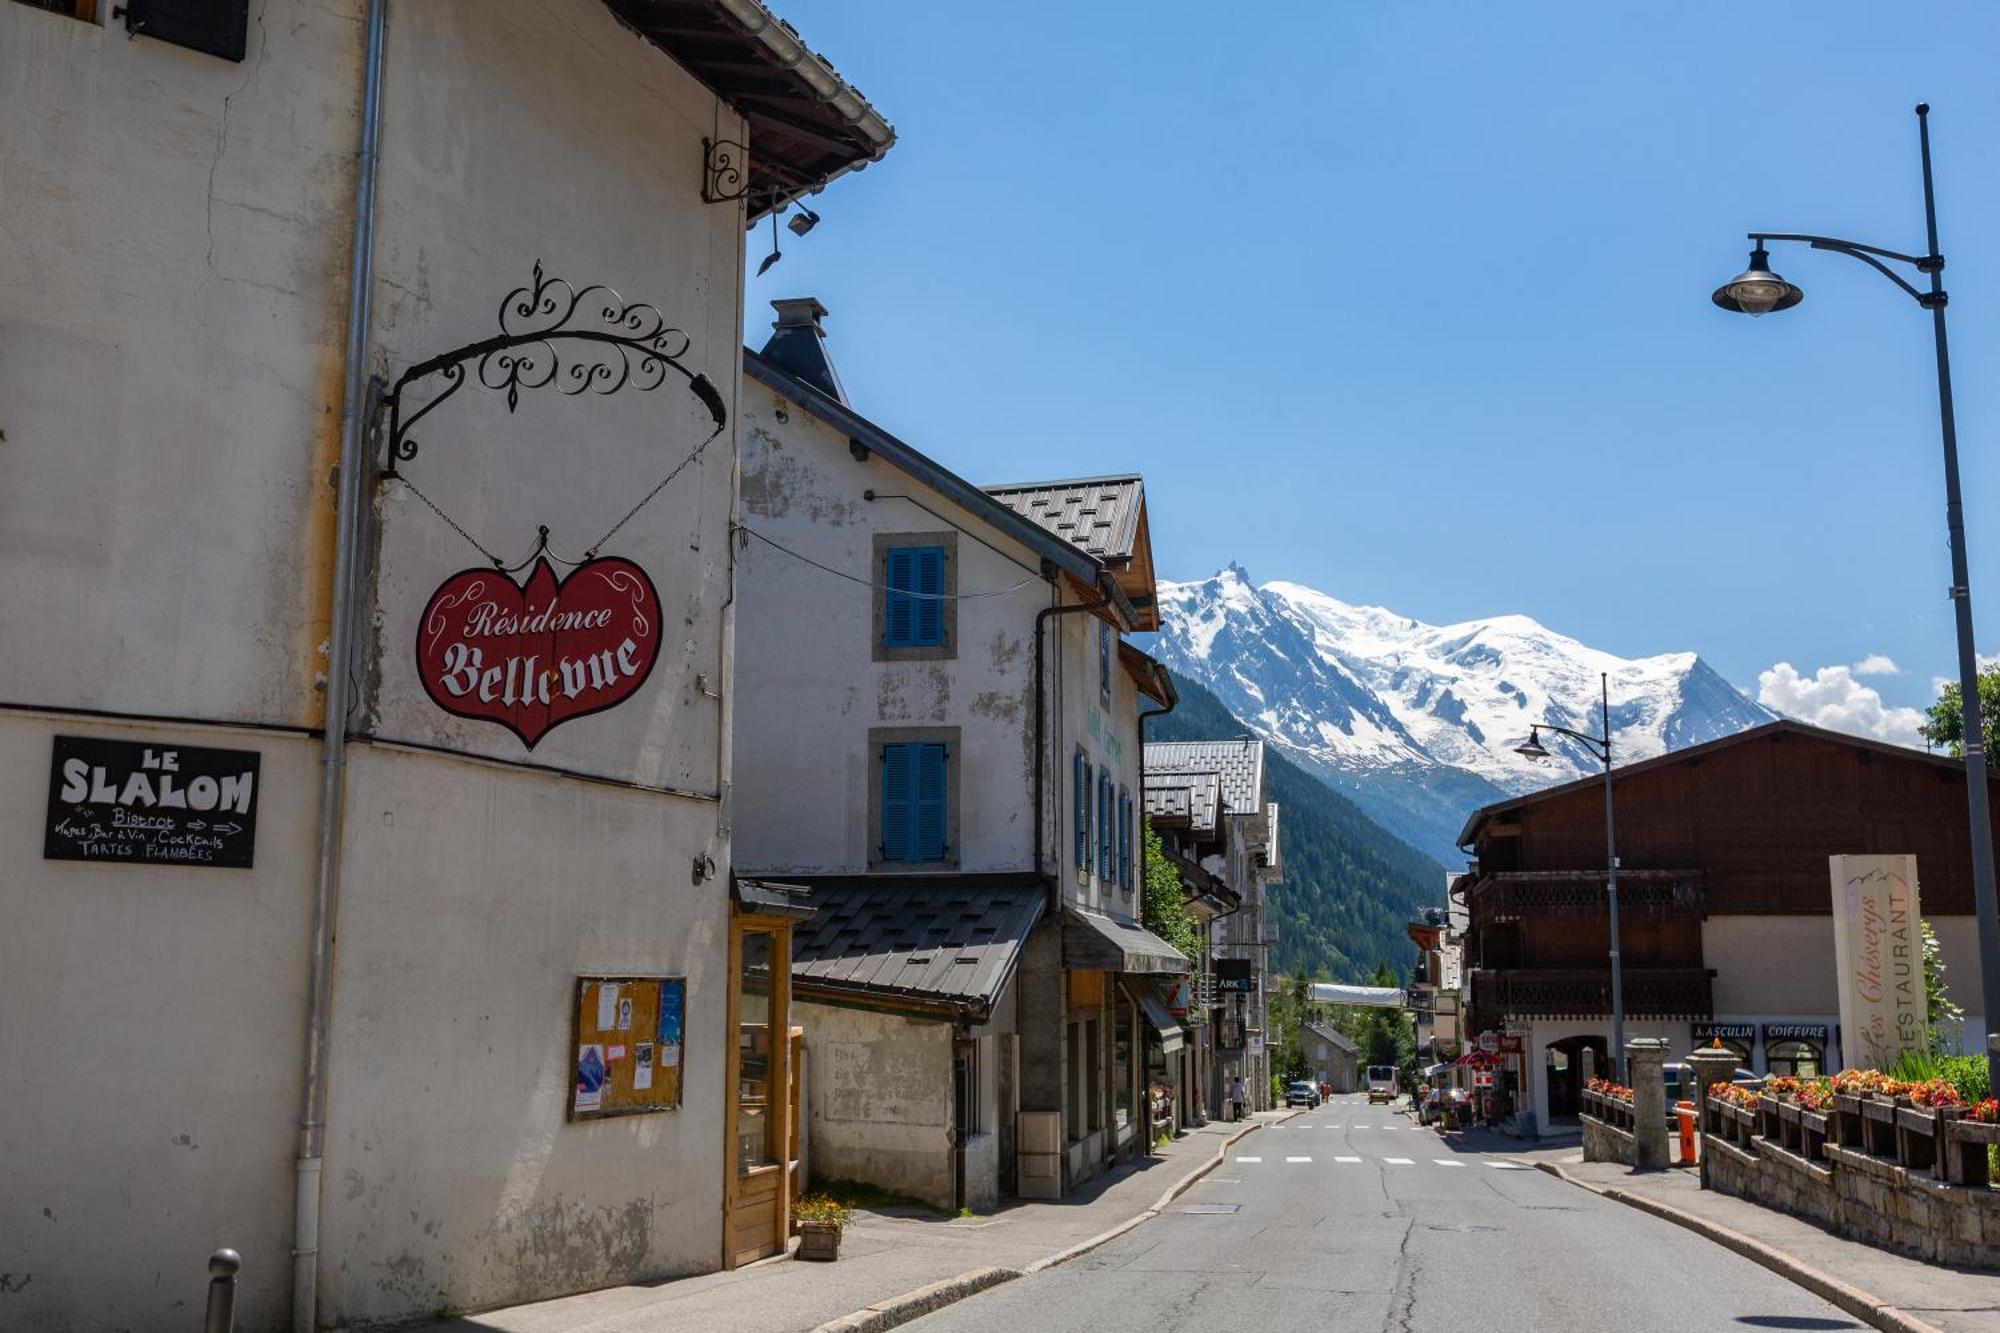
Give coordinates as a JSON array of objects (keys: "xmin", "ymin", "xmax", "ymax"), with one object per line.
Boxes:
[
  {"xmin": 914, "ymin": 549, "xmax": 945, "ymax": 645},
  {"xmin": 1119, "ymin": 791, "xmax": 1131, "ymax": 887},
  {"xmin": 884, "ymin": 545, "xmax": 946, "ymax": 648},
  {"xmin": 1074, "ymin": 753, "xmax": 1088, "ymax": 869},
  {"xmin": 1084, "ymin": 760, "xmax": 1095, "ymax": 875},
  {"xmin": 881, "ymin": 744, "xmax": 914, "ymax": 861},
  {"xmin": 915, "ymin": 743, "xmax": 948, "ymax": 861},
  {"xmin": 1099, "ymin": 775, "xmax": 1112, "ymax": 879},
  {"xmin": 1099, "ymin": 622, "xmax": 1111, "ymax": 699}
]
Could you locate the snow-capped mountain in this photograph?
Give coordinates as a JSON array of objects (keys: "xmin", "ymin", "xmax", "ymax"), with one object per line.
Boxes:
[{"xmin": 1153, "ymin": 565, "xmax": 1775, "ymax": 862}]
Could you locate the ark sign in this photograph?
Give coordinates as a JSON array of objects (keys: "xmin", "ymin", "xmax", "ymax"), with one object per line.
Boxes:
[{"xmin": 417, "ymin": 556, "xmax": 661, "ymax": 748}]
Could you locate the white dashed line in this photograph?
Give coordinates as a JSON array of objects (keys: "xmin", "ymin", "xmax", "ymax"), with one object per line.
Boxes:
[
  {"xmin": 1384, "ymin": 1157, "xmax": 1415, "ymax": 1165},
  {"xmin": 1286, "ymin": 1156, "xmax": 1312, "ymax": 1163},
  {"xmin": 1433, "ymin": 1159, "xmax": 1464, "ymax": 1167},
  {"xmin": 1489, "ymin": 1162, "xmax": 1529, "ymax": 1170},
  {"xmin": 1235, "ymin": 1156, "xmax": 1261, "ymax": 1163},
  {"xmin": 1334, "ymin": 1155, "xmax": 1362, "ymax": 1163}
]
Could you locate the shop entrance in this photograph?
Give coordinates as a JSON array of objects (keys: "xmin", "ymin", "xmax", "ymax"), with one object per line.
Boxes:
[
  {"xmin": 1545, "ymin": 1035, "xmax": 1608, "ymax": 1122},
  {"xmin": 724, "ymin": 913, "xmax": 795, "ymax": 1268}
]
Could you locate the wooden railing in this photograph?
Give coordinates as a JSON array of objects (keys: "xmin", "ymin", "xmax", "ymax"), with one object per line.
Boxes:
[{"xmin": 1468, "ymin": 870, "xmax": 1704, "ymax": 928}]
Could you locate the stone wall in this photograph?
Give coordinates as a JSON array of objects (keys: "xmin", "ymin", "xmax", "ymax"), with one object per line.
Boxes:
[
  {"xmin": 1581, "ymin": 1113, "xmax": 1638, "ymax": 1167},
  {"xmin": 1703, "ymin": 1130, "xmax": 2000, "ymax": 1268}
]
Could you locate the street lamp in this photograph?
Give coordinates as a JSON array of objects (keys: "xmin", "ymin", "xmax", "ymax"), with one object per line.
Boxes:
[
  {"xmin": 1712, "ymin": 104, "xmax": 2000, "ymax": 1094},
  {"xmin": 1516, "ymin": 671, "xmax": 1625, "ymax": 1081}
]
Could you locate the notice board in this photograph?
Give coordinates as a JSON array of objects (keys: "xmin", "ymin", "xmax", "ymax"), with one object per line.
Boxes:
[{"xmin": 571, "ymin": 976, "xmax": 685, "ymax": 1120}]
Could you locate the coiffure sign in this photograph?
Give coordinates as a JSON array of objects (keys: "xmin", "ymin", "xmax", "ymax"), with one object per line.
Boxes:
[
  {"xmin": 417, "ymin": 557, "xmax": 661, "ymax": 748},
  {"xmin": 1829, "ymin": 854, "xmax": 1925, "ymax": 1069}
]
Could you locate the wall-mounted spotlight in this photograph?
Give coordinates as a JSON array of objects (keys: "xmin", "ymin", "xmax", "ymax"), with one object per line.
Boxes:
[{"xmin": 787, "ymin": 205, "xmax": 821, "ymax": 237}]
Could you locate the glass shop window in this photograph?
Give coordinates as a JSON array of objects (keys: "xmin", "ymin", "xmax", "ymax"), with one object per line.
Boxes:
[
  {"xmin": 1113, "ymin": 1003, "xmax": 1133, "ymax": 1131},
  {"xmin": 737, "ymin": 930, "xmax": 776, "ymax": 1173},
  {"xmin": 1766, "ymin": 1040, "xmax": 1823, "ymax": 1078}
]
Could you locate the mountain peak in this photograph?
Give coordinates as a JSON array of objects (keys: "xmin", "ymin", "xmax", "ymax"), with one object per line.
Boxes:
[{"xmin": 1154, "ymin": 572, "xmax": 1775, "ymax": 861}]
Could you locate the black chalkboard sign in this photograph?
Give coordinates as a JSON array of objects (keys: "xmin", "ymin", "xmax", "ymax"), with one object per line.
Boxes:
[{"xmin": 45, "ymin": 736, "xmax": 261, "ymax": 868}]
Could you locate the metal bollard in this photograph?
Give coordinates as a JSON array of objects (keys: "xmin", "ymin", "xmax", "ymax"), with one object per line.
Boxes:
[{"xmin": 204, "ymin": 1249, "xmax": 241, "ymax": 1333}]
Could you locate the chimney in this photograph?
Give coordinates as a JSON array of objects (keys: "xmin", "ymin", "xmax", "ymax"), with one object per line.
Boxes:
[{"xmin": 759, "ymin": 297, "xmax": 847, "ymax": 405}]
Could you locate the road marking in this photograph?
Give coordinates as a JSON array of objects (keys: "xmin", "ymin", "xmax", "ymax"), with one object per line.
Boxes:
[
  {"xmin": 1489, "ymin": 1162, "xmax": 1529, "ymax": 1170},
  {"xmin": 1286, "ymin": 1156, "xmax": 1312, "ymax": 1163},
  {"xmin": 1384, "ymin": 1157, "xmax": 1414, "ymax": 1165},
  {"xmin": 1235, "ymin": 1156, "xmax": 1261, "ymax": 1163},
  {"xmin": 1433, "ymin": 1159, "xmax": 1464, "ymax": 1167},
  {"xmin": 1334, "ymin": 1155, "xmax": 1362, "ymax": 1163}
]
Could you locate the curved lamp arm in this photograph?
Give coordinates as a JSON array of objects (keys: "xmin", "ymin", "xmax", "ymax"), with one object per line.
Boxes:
[
  {"xmin": 1529, "ymin": 721, "xmax": 1610, "ymax": 763},
  {"xmin": 1750, "ymin": 231, "xmax": 1943, "ymax": 309}
]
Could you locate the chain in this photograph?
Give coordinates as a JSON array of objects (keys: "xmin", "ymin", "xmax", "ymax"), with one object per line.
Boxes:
[
  {"xmin": 585, "ymin": 425, "xmax": 722, "ymax": 559},
  {"xmin": 400, "ymin": 474, "xmax": 505, "ymax": 568}
]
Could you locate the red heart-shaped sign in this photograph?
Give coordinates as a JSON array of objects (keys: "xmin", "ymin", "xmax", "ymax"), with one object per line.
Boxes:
[{"xmin": 416, "ymin": 556, "xmax": 661, "ymax": 748}]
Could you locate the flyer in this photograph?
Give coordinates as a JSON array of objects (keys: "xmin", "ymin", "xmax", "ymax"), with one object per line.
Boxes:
[
  {"xmin": 635, "ymin": 1043, "xmax": 655, "ymax": 1091},
  {"xmin": 576, "ymin": 1044, "xmax": 608, "ymax": 1112}
]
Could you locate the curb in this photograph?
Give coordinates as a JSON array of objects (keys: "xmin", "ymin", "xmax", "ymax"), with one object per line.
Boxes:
[
  {"xmin": 812, "ymin": 1112, "xmax": 1297, "ymax": 1331},
  {"xmin": 808, "ymin": 1267, "xmax": 1021, "ymax": 1333},
  {"xmin": 1534, "ymin": 1160, "xmax": 1945, "ymax": 1333}
]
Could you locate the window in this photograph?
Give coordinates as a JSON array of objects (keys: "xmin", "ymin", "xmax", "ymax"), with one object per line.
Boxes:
[
  {"xmin": 1098, "ymin": 773, "xmax": 1114, "ymax": 883},
  {"xmin": 1082, "ymin": 758, "xmax": 1096, "ymax": 878},
  {"xmin": 1086, "ymin": 1018, "xmax": 1103, "ymax": 1132},
  {"xmin": 879, "ymin": 741, "xmax": 948, "ymax": 863},
  {"xmin": 954, "ymin": 1039, "xmax": 982, "ymax": 1138},
  {"xmin": 1766, "ymin": 1040, "xmax": 1823, "ymax": 1078},
  {"xmin": 16, "ymin": 0, "xmax": 97, "ymax": 20},
  {"xmin": 1113, "ymin": 1002, "xmax": 1133, "ymax": 1131},
  {"xmin": 1074, "ymin": 751, "xmax": 1090, "ymax": 872},
  {"xmin": 123, "ymin": 0, "xmax": 250, "ymax": 59},
  {"xmin": 736, "ymin": 932, "xmax": 777, "ymax": 1172},
  {"xmin": 1067, "ymin": 1022, "xmax": 1084, "ymax": 1141},
  {"xmin": 875, "ymin": 533, "xmax": 955, "ymax": 659},
  {"xmin": 1098, "ymin": 621, "xmax": 1112, "ymax": 703}
]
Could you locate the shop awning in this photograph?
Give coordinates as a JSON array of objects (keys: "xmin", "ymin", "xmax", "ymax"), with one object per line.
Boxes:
[
  {"xmin": 1062, "ymin": 908, "xmax": 1188, "ymax": 975},
  {"xmin": 1121, "ymin": 979, "xmax": 1186, "ymax": 1055}
]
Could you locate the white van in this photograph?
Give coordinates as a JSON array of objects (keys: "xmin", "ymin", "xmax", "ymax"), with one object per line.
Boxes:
[{"xmin": 1366, "ymin": 1065, "xmax": 1399, "ymax": 1104}]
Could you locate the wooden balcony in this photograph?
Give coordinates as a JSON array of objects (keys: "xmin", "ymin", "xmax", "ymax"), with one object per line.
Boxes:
[
  {"xmin": 1467, "ymin": 870, "xmax": 1704, "ymax": 929},
  {"xmin": 1469, "ymin": 966, "xmax": 1713, "ymax": 1020}
]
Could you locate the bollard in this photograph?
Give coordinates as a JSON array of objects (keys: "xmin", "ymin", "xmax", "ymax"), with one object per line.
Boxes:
[
  {"xmin": 204, "ymin": 1249, "xmax": 241, "ymax": 1333},
  {"xmin": 1676, "ymin": 1100, "xmax": 1698, "ymax": 1166}
]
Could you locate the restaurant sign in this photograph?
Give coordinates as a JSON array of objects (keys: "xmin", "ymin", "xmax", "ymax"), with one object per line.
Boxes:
[
  {"xmin": 1830, "ymin": 853, "xmax": 1925, "ymax": 1069},
  {"xmin": 45, "ymin": 736, "xmax": 259, "ymax": 868},
  {"xmin": 418, "ymin": 556, "xmax": 661, "ymax": 748}
]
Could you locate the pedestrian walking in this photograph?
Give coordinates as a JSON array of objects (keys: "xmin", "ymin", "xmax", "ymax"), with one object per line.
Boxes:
[{"xmin": 1229, "ymin": 1075, "xmax": 1245, "ymax": 1122}]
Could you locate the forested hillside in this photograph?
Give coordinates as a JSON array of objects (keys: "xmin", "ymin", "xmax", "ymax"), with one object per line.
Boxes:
[{"xmin": 1150, "ymin": 671, "xmax": 1449, "ymax": 982}]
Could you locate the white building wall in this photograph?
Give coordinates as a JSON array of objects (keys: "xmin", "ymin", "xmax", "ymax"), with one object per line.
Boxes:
[
  {"xmin": 0, "ymin": 1, "xmax": 750, "ymax": 1326},
  {"xmin": 733, "ymin": 390, "xmax": 1041, "ymax": 874},
  {"xmin": 795, "ymin": 1002, "xmax": 954, "ymax": 1209}
]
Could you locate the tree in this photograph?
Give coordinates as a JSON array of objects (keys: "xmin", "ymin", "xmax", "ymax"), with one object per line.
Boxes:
[
  {"xmin": 1923, "ymin": 917, "xmax": 1966, "ymax": 1055},
  {"xmin": 1140, "ymin": 824, "xmax": 1202, "ymax": 965},
  {"xmin": 1920, "ymin": 664, "xmax": 2000, "ymax": 758}
]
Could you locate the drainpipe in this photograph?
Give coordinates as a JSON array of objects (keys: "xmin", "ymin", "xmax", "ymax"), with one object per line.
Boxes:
[
  {"xmin": 294, "ymin": 2, "xmax": 387, "ymax": 1327},
  {"xmin": 1031, "ymin": 580, "xmax": 1112, "ymax": 911},
  {"xmin": 952, "ymin": 1026, "xmax": 972, "ymax": 1214}
]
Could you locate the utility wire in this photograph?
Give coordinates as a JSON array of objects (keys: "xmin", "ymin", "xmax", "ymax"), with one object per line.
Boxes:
[{"xmin": 736, "ymin": 523, "xmax": 1045, "ymax": 600}]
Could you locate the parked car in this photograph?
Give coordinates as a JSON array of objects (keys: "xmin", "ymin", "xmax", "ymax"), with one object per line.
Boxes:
[
  {"xmin": 1663, "ymin": 1062, "xmax": 1762, "ymax": 1103},
  {"xmin": 1285, "ymin": 1080, "xmax": 1322, "ymax": 1109}
]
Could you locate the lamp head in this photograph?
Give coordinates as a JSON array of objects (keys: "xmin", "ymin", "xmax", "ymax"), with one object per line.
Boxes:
[
  {"xmin": 1515, "ymin": 729, "xmax": 1551, "ymax": 761},
  {"xmin": 1713, "ymin": 245, "xmax": 1804, "ymax": 316},
  {"xmin": 787, "ymin": 205, "xmax": 821, "ymax": 238}
]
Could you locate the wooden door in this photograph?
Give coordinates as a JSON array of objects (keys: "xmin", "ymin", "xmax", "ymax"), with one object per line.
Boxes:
[{"xmin": 724, "ymin": 916, "xmax": 792, "ymax": 1268}]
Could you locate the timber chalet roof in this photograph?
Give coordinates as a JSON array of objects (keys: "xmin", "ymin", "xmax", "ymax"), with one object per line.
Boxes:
[
  {"xmin": 1146, "ymin": 739, "xmax": 1265, "ymax": 820},
  {"xmin": 1455, "ymin": 718, "xmax": 1983, "ymax": 849},
  {"xmin": 985, "ymin": 476, "xmax": 1159, "ymax": 630},
  {"xmin": 602, "ymin": 0, "xmax": 894, "ymax": 218},
  {"xmin": 786, "ymin": 874, "xmax": 1045, "ymax": 1019}
]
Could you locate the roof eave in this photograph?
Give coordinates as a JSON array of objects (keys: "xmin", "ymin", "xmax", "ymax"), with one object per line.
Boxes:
[{"xmin": 745, "ymin": 350, "xmax": 1101, "ymax": 585}]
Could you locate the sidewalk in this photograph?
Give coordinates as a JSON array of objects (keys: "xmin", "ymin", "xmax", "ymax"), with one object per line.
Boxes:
[
  {"xmin": 400, "ymin": 1111, "xmax": 1291, "ymax": 1333},
  {"xmin": 1534, "ymin": 1151, "xmax": 2000, "ymax": 1333}
]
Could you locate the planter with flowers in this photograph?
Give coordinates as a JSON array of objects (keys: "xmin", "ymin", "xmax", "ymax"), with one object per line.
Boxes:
[
  {"xmin": 792, "ymin": 1194, "xmax": 853, "ymax": 1262},
  {"xmin": 1794, "ymin": 1079, "xmax": 1834, "ymax": 1161},
  {"xmin": 1896, "ymin": 1079, "xmax": 1968, "ymax": 1176},
  {"xmin": 1944, "ymin": 1099, "xmax": 2000, "ymax": 1186}
]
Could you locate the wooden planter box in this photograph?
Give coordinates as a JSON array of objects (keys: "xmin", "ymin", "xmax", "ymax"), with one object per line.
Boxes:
[
  {"xmin": 1945, "ymin": 1118, "xmax": 2000, "ymax": 1187},
  {"xmin": 1724, "ymin": 1100, "xmax": 1759, "ymax": 1149},
  {"xmin": 796, "ymin": 1220, "xmax": 842, "ymax": 1262},
  {"xmin": 1860, "ymin": 1095, "xmax": 1902, "ymax": 1158},
  {"xmin": 1703, "ymin": 1094, "xmax": 1726, "ymax": 1137},
  {"xmin": 1775, "ymin": 1099, "xmax": 1804, "ymax": 1153},
  {"xmin": 1757, "ymin": 1094, "xmax": 1785, "ymax": 1144},
  {"xmin": 1830, "ymin": 1093, "xmax": 1866, "ymax": 1150},
  {"xmin": 1896, "ymin": 1104, "xmax": 1963, "ymax": 1177},
  {"xmin": 1798, "ymin": 1107, "xmax": 1830, "ymax": 1163}
]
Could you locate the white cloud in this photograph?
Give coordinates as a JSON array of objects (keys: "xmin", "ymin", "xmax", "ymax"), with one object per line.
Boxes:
[
  {"xmin": 1757, "ymin": 662, "xmax": 1926, "ymax": 747},
  {"xmin": 1852, "ymin": 654, "xmax": 1901, "ymax": 677}
]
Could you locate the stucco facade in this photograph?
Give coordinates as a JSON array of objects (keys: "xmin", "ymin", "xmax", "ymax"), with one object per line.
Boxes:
[{"xmin": 0, "ymin": 2, "xmax": 884, "ymax": 1327}]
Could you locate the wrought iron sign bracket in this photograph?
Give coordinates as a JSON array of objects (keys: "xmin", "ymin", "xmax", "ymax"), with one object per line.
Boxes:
[
  {"xmin": 702, "ymin": 137, "xmax": 751, "ymax": 205},
  {"xmin": 376, "ymin": 261, "xmax": 727, "ymax": 480}
]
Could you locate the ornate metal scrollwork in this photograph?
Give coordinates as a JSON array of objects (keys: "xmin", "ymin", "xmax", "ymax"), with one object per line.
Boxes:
[
  {"xmin": 702, "ymin": 137, "xmax": 750, "ymax": 204},
  {"xmin": 378, "ymin": 261, "xmax": 727, "ymax": 473}
]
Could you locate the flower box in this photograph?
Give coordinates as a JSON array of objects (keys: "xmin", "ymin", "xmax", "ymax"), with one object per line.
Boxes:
[
  {"xmin": 1944, "ymin": 1117, "xmax": 2000, "ymax": 1187},
  {"xmin": 1896, "ymin": 1104, "xmax": 1962, "ymax": 1176},
  {"xmin": 1798, "ymin": 1108, "xmax": 1830, "ymax": 1162},
  {"xmin": 796, "ymin": 1220, "xmax": 842, "ymax": 1262},
  {"xmin": 1757, "ymin": 1094, "xmax": 1785, "ymax": 1144},
  {"xmin": 1775, "ymin": 1099, "xmax": 1804, "ymax": 1153},
  {"xmin": 1830, "ymin": 1093, "xmax": 1866, "ymax": 1150},
  {"xmin": 1860, "ymin": 1096, "xmax": 1901, "ymax": 1158}
]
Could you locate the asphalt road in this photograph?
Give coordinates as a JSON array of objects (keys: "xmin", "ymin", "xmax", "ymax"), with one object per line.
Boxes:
[{"xmin": 904, "ymin": 1093, "xmax": 1866, "ymax": 1333}]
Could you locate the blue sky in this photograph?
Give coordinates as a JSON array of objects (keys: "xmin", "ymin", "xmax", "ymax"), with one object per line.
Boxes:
[{"xmin": 750, "ymin": 2, "xmax": 2000, "ymax": 743}]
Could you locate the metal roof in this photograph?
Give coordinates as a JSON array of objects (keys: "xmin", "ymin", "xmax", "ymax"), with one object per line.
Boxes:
[
  {"xmin": 984, "ymin": 475, "xmax": 1144, "ymax": 563},
  {"xmin": 1145, "ymin": 770, "xmax": 1223, "ymax": 834},
  {"xmin": 1145, "ymin": 739, "xmax": 1265, "ymax": 819},
  {"xmin": 600, "ymin": 0, "xmax": 895, "ymax": 218},
  {"xmin": 1061, "ymin": 907, "xmax": 1189, "ymax": 975},
  {"xmin": 787, "ymin": 874, "xmax": 1045, "ymax": 1017}
]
